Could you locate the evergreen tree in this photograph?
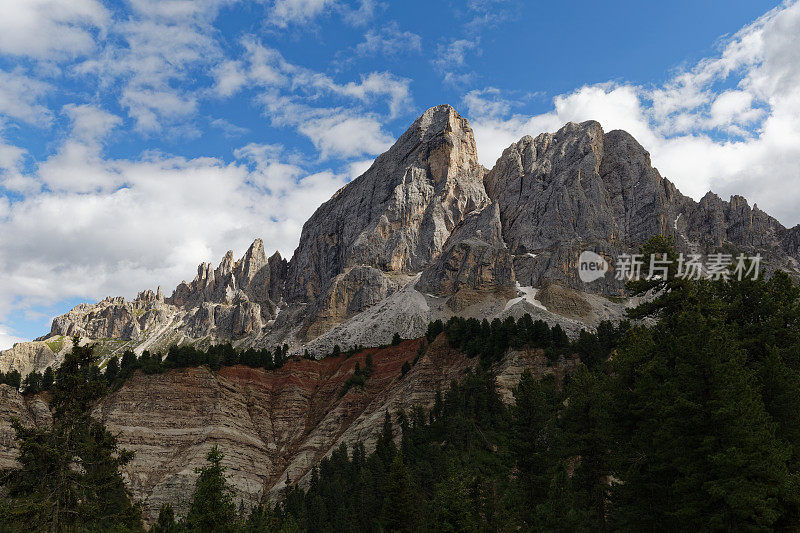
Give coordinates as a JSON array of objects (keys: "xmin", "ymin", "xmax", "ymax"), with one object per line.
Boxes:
[
  {"xmin": 41, "ymin": 366, "xmax": 54, "ymax": 391},
  {"xmin": 152, "ymin": 503, "xmax": 180, "ymax": 533},
  {"xmin": 185, "ymin": 446, "xmax": 237, "ymax": 532},
  {"xmin": 21, "ymin": 370, "xmax": 42, "ymax": 394},
  {"xmin": 0, "ymin": 340, "xmax": 141, "ymax": 531},
  {"xmin": 431, "ymin": 469, "xmax": 478, "ymax": 533},
  {"xmin": 105, "ymin": 356, "xmax": 120, "ymax": 383},
  {"xmin": 381, "ymin": 455, "xmax": 415, "ymax": 532},
  {"xmin": 608, "ymin": 310, "xmax": 791, "ymax": 530},
  {"xmin": 3, "ymin": 369, "xmax": 21, "ymax": 389}
]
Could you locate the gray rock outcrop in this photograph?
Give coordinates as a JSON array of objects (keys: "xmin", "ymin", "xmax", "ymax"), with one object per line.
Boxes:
[
  {"xmin": 286, "ymin": 105, "xmax": 488, "ymax": 327},
  {"xmin": 417, "ymin": 201, "xmax": 515, "ymax": 297}
]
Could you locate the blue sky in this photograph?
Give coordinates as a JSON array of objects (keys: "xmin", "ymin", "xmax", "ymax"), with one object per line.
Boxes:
[{"xmin": 1, "ymin": 0, "xmax": 799, "ymax": 347}]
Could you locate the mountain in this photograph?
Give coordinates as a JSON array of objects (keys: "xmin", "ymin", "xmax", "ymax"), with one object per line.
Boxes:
[{"xmin": 2, "ymin": 105, "xmax": 799, "ymax": 376}]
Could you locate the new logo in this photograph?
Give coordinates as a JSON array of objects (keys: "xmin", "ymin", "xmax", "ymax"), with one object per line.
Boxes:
[{"xmin": 578, "ymin": 251, "xmax": 609, "ymax": 283}]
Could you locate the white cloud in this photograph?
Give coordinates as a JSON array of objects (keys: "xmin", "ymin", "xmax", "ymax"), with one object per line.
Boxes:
[
  {"xmin": 355, "ymin": 23, "xmax": 422, "ymax": 57},
  {"xmin": 0, "ymin": 137, "xmax": 349, "ymax": 322},
  {"xmin": 433, "ymin": 38, "xmax": 479, "ymax": 86},
  {"xmin": 268, "ymin": 0, "xmax": 334, "ymax": 28},
  {"xmin": 435, "ymin": 39, "xmax": 478, "ymax": 69},
  {"xmin": 0, "ymin": 0, "xmax": 109, "ymax": 59},
  {"xmin": 237, "ymin": 40, "xmax": 412, "ymax": 118},
  {"xmin": 0, "ymin": 70, "xmax": 53, "ymax": 126},
  {"xmin": 209, "ymin": 117, "xmax": 250, "ymax": 137},
  {"xmin": 212, "ymin": 39, "xmax": 406, "ymax": 158},
  {"xmin": 468, "ymin": 1, "xmax": 800, "ymax": 227},
  {"xmin": 0, "ymin": 326, "xmax": 28, "ymax": 351},
  {"xmin": 75, "ymin": 2, "xmax": 226, "ymax": 132},
  {"xmin": 463, "ymin": 88, "xmax": 511, "ymax": 120},
  {"xmin": 213, "ymin": 60, "xmax": 249, "ymax": 97},
  {"xmin": 299, "ymin": 114, "xmax": 394, "ymax": 159},
  {"xmin": 37, "ymin": 104, "xmax": 122, "ymax": 193},
  {"xmin": 339, "ymin": 0, "xmax": 378, "ymax": 27}
]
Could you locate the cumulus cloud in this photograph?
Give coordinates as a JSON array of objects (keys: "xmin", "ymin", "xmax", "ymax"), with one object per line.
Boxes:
[
  {"xmin": 0, "ymin": 70, "xmax": 53, "ymax": 126},
  {"xmin": 234, "ymin": 39, "xmax": 412, "ymax": 117},
  {"xmin": 0, "ymin": 129, "xmax": 350, "ymax": 322},
  {"xmin": 298, "ymin": 114, "xmax": 394, "ymax": 159},
  {"xmin": 467, "ymin": 1, "xmax": 800, "ymax": 227},
  {"xmin": 0, "ymin": 0, "xmax": 109, "ymax": 59},
  {"xmin": 36, "ymin": 105, "xmax": 122, "ymax": 193},
  {"xmin": 76, "ymin": 1, "xmax": 227, "ymax": 132},
  {"xmin": 213, "ymin": 39, "xmax": 407, "ymax": 158}
]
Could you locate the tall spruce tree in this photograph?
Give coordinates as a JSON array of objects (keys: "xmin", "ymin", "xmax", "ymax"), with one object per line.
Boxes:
[{"xmin": 185, "ymin": 445, "xmax": 238, "ymax": 532}]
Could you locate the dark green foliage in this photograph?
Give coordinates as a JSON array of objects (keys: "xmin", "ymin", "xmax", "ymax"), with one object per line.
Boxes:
[
  {"xmin": 185, "ymin": 446, "xmax": 238, "ymax": 532},
  {"xmin": 105, "ymin": 356, "xmax": 119, "ymax": 383},
  {"xmin": 400, "ymin": 360, "xmax": 411, "ymax": 377},
  {"xmin": 152, "ymin": 504, "xmax": 180, "ymax": 533},
  {"xmin": 21, "ymin": 370, "xmax": 42, "ymax": 394},
  {"xmin": 0, "ymin": 339, "xmax": 142, "ymax": 531},
  {"xmin": 41, "ymin": 366, "xmax": 54, "ymax": 391},
  {"xmin": 391, "ymin": 332, "xmax": 402, "ymax": 346},
  {"xmin": 425, "ymin": 319, "xmax": 444, "ymax": 342},
  {"xmin": 441, "ymin": 313, "xmax": 613, "ymax": 368},
  {"xmin": 340, "ymin": 356, "xmax": 374, "ymax": 397},
  {"xmin": 0, "ymin": 369, "xmax": 21, "ymax": 389},
  {"xmin": 381, "ymin": 455, "xmax": 416, "ymax": 532}
]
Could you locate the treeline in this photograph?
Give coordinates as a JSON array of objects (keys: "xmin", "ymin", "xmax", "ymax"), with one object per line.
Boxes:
[
  {"xmin": 7, "ymin": 342, "xmax": 297, "ymax": 395},
  {"xmin": 430, "ymin": 313, "xmax": 629, "ymax": 369}
]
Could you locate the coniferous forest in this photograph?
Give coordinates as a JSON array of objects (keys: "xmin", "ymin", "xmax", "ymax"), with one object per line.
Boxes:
[{"xmin": 2, "ymin": 240, "xmax": 800, "ymax": 531}]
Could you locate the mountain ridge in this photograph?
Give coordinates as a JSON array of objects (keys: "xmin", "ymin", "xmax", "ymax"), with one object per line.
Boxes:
[{"xmin": 3, "ymin": 104, "xmax": 799, "ymax": 375}]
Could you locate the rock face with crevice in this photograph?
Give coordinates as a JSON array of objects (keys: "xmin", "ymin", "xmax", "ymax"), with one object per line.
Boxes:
[{"xmin": 418, "ymin": 201, "xmax": 515, "ymax": 298}]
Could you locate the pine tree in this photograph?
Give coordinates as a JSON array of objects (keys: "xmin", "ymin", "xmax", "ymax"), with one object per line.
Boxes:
[
  {"xmin": 185, "ymin": 445, "xmax": 238, "ymax": 532},
  {"xmin": 608, "ymin": 310, "xmax": 791, "ymax": 530},
  {"xmin": 41, "ymin": 366, "xmax": 54, "ymax": 391},
  {"xmin": 0, "ymin": 340, "xmax": 141, "ymax": 531},
  {"xmin": 152, "ymin": 503, "xmax": 180, "ymax": 533},
  {"xmin": 511, "ymin": 370, "xmax": 559, "ymax": 525},
  {"xmin": 432, "ymin": 469, "xmax": 478, "ymax": 533},
  {"xmin": 105, "ymin": 356, "xmax": 120, "ymax": 383},
  {"xmin": 381, "ymin": 455, "xmax": 416, "ymax": 532}
]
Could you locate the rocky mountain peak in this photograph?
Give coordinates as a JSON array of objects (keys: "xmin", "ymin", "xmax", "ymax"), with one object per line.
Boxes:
[
  {"xmin": 5, "ymin": 105, "xmax": 800, "ymax": 378},
  {"xmin": 285, "ymin": 105, "xmax": 488, "ymax": 314}
]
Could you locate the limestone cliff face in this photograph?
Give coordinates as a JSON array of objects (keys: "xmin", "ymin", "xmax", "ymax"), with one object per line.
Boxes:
[
  {"xmin": 0, "ymin": 384, "xmax": 51, "ymax": 471},
  {"xmin": 0, "ymin": 342, "xmax": 60, "ymax": 376},
  {"xmin": 683, "ymin": 192, "xmax": 792, "ymax": 259},
  {"xmin": 39, "ymin": 239, "xmax": 289, "ymax": 369},
  {"xmin": 285, "ymin": 105, "xmax": 488, "ymax": 309},
  {"xmin": 485, "ymin": 121, "xmax": 799, "ymax": 293},
  {"xmin": 417, "ymin": 202, "xmax": 515, "ymax": 298},
  {"xmin": 0, "ymin": 338, "xmax": 571, "ymax": 523}
]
